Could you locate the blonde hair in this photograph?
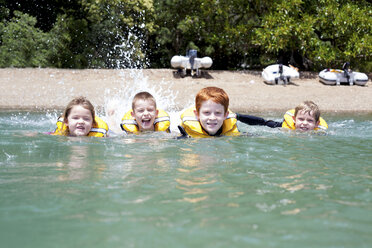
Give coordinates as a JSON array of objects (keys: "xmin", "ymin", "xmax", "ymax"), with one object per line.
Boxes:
[
  {"xmin": 294, "ymin": 101, "xmax": 320, "ymax": 122},
  {"xmin": 195, "ymin": 87, "xmax": 229, "ymax": 114},
  {"xmin": 62, "ymin": 96, "xmax": 96, "ymax": 135},
  {"xmin": 132, "ymin": 92, "xmax": 156, "ymax": 110}
]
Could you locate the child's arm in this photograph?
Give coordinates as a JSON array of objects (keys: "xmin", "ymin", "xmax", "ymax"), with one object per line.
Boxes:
[
  {"xmin": 177, "ymin": 125, "xmax": 189, "ymax": 139},
  {"xmin": 236, "ymin": 113, "xmax": 282, "ymax": 128}
]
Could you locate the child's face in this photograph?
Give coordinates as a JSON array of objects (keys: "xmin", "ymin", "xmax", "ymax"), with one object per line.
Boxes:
[
  {"xmin": 131, "ymin": 99, "xmax": 158, "ymax": 131},
  {"xmin": 195, "ymin": 100, "xmax": 228, "ymax": 135},
  {"xmin": 65, "ymin": 105, "xmax": 93, "ymax": 136},
  {"xmin": 294, "ymin": 110, "xmax": 319, "ymax": 131}
]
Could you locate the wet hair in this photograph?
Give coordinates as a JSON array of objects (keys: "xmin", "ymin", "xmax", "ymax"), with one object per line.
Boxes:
[
  {"xmin": 195, "ymin": 87, "xmax": 229, "ymax": 114},
  {"xmin": 62, "ymin": 96, "xmax": 96, "ymax": 135},
  {"xmin": 132, "ymin": 91, "xmax": 156, "ymax": 110},
  {"xmin": 294, "ymin": 101, "xmax": 320, "ymax": 122}
]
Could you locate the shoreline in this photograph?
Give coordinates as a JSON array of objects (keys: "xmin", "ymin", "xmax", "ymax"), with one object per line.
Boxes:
[{"xmin": 0, "ymin": 68, "xmax": 371, "ymax": 114}]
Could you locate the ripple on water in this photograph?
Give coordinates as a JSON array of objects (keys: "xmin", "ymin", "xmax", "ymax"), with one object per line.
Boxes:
[{"xmin": 0, "ymin": 111, "xmax": 372, "ymax": 247}]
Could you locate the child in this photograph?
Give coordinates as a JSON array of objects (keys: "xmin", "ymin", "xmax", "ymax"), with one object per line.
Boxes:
[
  {"xmin": 120, "ymin": 92, "xmax": 170, "ymax": 134},
  {"xmin": 52, "ymin": 96, "xmax": 109, "ymax": 137},
  {"xmin": 236, "ymin": 100, "xmax": 328, "ymax": 131},
  {"xmin": 179, "ymin": 87, "xmax": 240, "ymax": 138}
]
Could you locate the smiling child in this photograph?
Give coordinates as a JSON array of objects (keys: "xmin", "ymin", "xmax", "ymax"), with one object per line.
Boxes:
[
  {"xmin": 120, "ymin": 92, "xmax": 170, "ymax": 134},
  {"xmin": 179, "ymin": 87, "xmax": 240, "ymax": 138},
  {"xmin": 52, "ymin": 96, "xmax": 108, "ymax": 137},
  {"xmin": 236, "ymin": 100, "xmax": 328, "ymax": 131}
]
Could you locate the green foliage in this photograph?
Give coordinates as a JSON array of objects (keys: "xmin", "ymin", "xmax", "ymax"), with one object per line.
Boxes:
[
  {"xmin": 253, "ymin": 0, "xmax": 371, "ymax": 71},
  {"xmin": 0, "ymin": 0, "xmax": 9, "ymax": 21},
  {"xmin": 48, "ymin": 15, "xmax": 90, "ymax": 68},
  {"xmin": 312, "ymin": 1, "xmax": 372, "ymax": 70},
  {"xmin": 0, "ymin": 11, "xmax": 51, "ymax": 67},
  {"xmin": 81, "ymin": 0, "xmax": 155, "ymax": 68},
  {"xmin": 0, "ymin": 0, "xmax": 370, "ymax": 71},
  {"xmin": 150, "ymin": 0, "xmax": 265, "ymax": 69}
]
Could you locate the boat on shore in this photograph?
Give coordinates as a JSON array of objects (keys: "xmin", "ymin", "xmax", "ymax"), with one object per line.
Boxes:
[
  {"xmin": 171, "ymin": 50, "xmax": 213, "ymax": 77},
  {"xmin": 262, "ymin": 64, "xmax": 299, "ymax": 85},
  {"xmin": 319, "ymin": 63, "xmax": 368, "ymax": 86}
]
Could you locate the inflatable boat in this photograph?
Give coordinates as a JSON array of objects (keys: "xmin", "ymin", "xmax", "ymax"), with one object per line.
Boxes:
[
  {"xmin": 319, "ymin": 63, "xmax": 368, "ymax": 86},
  {"xmin": 171, "ymin": 50, "xmax": 213, "ymax": 77},
  {"xmin": 262, "ymin": 64, "xmax": 299, "ymax": 85}
]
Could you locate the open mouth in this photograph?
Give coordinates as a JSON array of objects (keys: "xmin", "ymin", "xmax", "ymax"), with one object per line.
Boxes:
[
  {"xmin": 76, "ymin": 126, "xmax": 86, "ymax": 133},
  {"xmin": 207, "ymin": 122, "xmax": 217, "ymax": 127},
  {"xmin": 205, "ymin": 123, "xmax": 219, "ymax": 131},
  {"xmin": 141, "ymin": 119, "xmax": 151, "ymax": 126}
]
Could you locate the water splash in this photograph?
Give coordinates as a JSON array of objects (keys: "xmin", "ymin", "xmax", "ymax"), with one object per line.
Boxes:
[
  {"xmin": 108, "ymin": 32, "xmax": 149, "ymax": 69},
  {"xmin": 102, "ymin": 29, "xmax": 181, "ymax": 134},
  {"xmin": 103, "ymin": 69, "xmax": 179, "ymax": 134},
  {"xmin": 0, "ymin": 111, "xmax": 56, "ymax": 131},
  {"xmin": 328, "ymin": 119, "xmax": 372, "ymax": 138}
]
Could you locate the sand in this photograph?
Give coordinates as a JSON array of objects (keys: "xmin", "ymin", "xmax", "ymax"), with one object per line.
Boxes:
[{"xmin": 0, "ymin": 68, "xmax": 371, "ymax": 114}]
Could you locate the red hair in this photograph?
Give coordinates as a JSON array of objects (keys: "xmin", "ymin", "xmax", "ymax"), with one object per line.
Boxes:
[{"xmin": 195, "ymin": 87, "xmax": 229, "ymax": 113}]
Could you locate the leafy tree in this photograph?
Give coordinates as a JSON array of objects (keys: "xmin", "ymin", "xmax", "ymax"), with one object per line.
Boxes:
[
  {"xmin": 0, "ymin": 0, "xmax": 370, "ymax": 71},
  {"xmin": 3, "ymin": 0, "xmax": 84, "ymax": 32},
  {"xmin": 80, "ymin": 0, "xmax": 155, "ymax": 68},
  {"xmin": 0, "ymin": 11, "xmax": 50, "ymax": 67},
  {"xmin": 48, "ymin": 14, "xmax": 90, "ymax": 68},
  {"xmin": 151, "ymin": 0, "xmax": 370, "ymax": 71},
  {"xmin": 150, "ymin": 0, "xmax": 271, "ymax": 69},
  {"xmin": 2, "ymin": 0, "xmax": 155, "ymax": 68},
  {"xmin": 313, "ymin": 1, "xmax": 371, "ymax": 71},
  {"xmin": 0, "ymin": 0, "xmax": 9, "ymax": 21},
  {"xmin": 197, "ymin": 0, "xmax": 270, "ymax": 69},
  {"xmin": 254, "ymin": 0, "xmax": 371, "ymax": 71},
  {"xmin": 149, "ymin": 0, "xmax": 205, "ymax": 67}
]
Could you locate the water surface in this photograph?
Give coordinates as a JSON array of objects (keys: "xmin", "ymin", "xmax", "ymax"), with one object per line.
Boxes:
[{"xmin": 0, "ymin": 111, "xmax": 371, "ymax": 248}]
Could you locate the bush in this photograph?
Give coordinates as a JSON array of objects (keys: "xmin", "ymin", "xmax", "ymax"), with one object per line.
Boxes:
[{"xmin": 0, "ymin": 11, "xmax": 51, "ymax": 67}]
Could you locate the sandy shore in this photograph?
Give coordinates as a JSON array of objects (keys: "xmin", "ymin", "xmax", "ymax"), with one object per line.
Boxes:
[{"xmin": 0, "ymin": 68, "xmax": 371, "ymax": 114}]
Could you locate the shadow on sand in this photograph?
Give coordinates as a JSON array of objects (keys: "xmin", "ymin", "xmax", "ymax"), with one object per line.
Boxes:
[
  {"xmin": 172, "ymin": 70, "xmax": 214, "ymax": 79},
  {"xmin": 263, "ymin": 81, "xmax": 300, "ymax": 86}
]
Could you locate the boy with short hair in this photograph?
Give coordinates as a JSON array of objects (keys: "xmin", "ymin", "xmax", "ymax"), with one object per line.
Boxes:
[
  {"xmin": 286, "ymin": 101, "xmax": 324, "ymax": 131},
  {"xmin": 237, "ymin": 100, "xmax": 328, "ymax": 131},
  {"xmin": 179, "ymin": 87, "xmax": 240, "ymax": 138},
  {"xmin": 121, "ymin": 92, "xmax": 170, "ymax": 133}
]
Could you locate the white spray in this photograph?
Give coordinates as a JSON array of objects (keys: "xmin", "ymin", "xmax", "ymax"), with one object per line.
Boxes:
[{"xmin": 102, "ymin": 31, "xmax": 182, "ymax": 134}]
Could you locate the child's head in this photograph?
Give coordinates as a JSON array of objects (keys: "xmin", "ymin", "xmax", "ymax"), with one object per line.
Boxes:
[
  {"xmin": 131, "ymin": 91, "xmax": 158, "ymax": 131},
  {"xmin": 294, "ymin": 101, "xmax": 320, "ymax": 131},
  {"xmin": 194, "ymin": 87, "xmax": 229, "ymax": 135},
  {"xmin": 62, "ymin": 96, "xmax": 96, "ymax": 136}
]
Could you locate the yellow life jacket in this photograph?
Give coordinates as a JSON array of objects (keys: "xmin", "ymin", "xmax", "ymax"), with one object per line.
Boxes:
[
  {"xmin": 180, "ymin": 106, "xmax": 240, "ymax": 138},
  {"xmin": 282, "ymin": 109, "xmax": 328, "ymax": 130},
  {"xmin": 52, "ymin": 116, "xmax": 108, "ymax": 137},
  {"xmin": 120, "ymin": 109, "xmax": 170, "ymax": 133}
]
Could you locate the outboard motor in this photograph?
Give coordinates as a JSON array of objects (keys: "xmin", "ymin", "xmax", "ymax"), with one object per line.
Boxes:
[
  {"xmin": 187, "ymin": 50, "xmax": 197, "ymax": 70},
  {"xmin": 342, "ymin": 62, "xmax": 354, "ymax": 85},
  {"xmin": 342, "ymin": 62, "xmax": 350, "ymax": 81},
  {"xmin": 170, "ymin": 49, "xmax": 212, "ymax": 77},
  {"xmin": 274, "ymin": 64, "xmax": 290, "ymax": 85},
  {"xmin": 277, "ymin": 64, "xmax": 285, "ymax": 84}
]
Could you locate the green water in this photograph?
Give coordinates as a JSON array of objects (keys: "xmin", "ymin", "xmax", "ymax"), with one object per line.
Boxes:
[{"xmin": 0, "ymin": 111, "xmax": 371, "ymax": 248}]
